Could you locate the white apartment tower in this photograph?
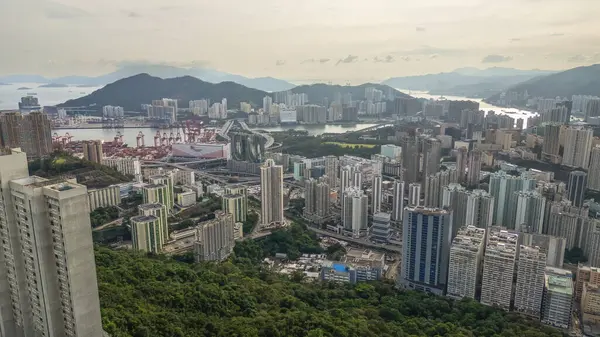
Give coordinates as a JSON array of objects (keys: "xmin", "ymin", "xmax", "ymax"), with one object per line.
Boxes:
[
  {"xmin": 480, "ymin": 229, "xmax": 519, "ymax": 311},
  {"xmin": 514, "ymin": 246, "xmax": 547, "ymax": 319},
  {"xmin": 371, "ymin": 174, "xmax": 382, "ymax": 213},
  {"xmin": 408, "ymin": 183, "xmax": 421, "ymax": 207},
  {"xmin": 0, "ymin": 149, "xmax": 103, "ymax": 337},
  {"xmin": 488, "ymin": 171, "xmax": 536, "ymax": 228},
  {"xmin": 260, "ymin": 159, "xmax": 284, "ymax": 226},
  {"xmin": 446, "ymin": 226, "xmax": 486, "ymax": 300},
  {"xmin": 561, "ymin": 127, "xmax": 593, "ymax": 168},
  {"xmin": 515, "ymin": 191, "xmax": 547, "ymax": 234},
  {"xmin": 342, "ymin": 187, "xmax": 368, "ymax": 237},
  {"xmin": 391, "ymin": 180, "xmax": 405, "ymax": 222}
]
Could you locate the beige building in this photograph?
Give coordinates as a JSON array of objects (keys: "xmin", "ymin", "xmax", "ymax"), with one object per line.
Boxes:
[
  {"xmin": 149, "ymin": 175, "xmax": 174, "ymax": 209},
  {"xmin": 82, "ymin": 140, "xmax": 103, "ymax": 163},
  {"xmin": 176, "ymin": 191, "xmax": 196, "ymax": 207},
  {"xmin": 514, "ymin": 246, "xmax": 547, "ymax": 319},
  {"xmin": 131, "ymin": 215, "xmax": 164, "ymax": 253},
  {"xmin": 446, "ymin": 226, "xmax": 486, "ymax": 300},
  {"xmin": 87, "ymin": 185, "xmax": 121, "ymax": 210},
  {"xmin": 583, "ymin": 283, "xmax": 600, "ymax": 325},
  {"xmin": 480, "ymin": 229, "xmax": 519, "ymax": 311},
  {"xmin": 138, "ymin": 203, "xmax": 169, "ymax": 243},
  {"xmin": 260, "ymin": 159, "xmax": 284, "ymax": 226},
  {"xmin": 576, "ymin": 265, "xmax": 600, "ymax": 302},
  {"xmin": 101, "ymin": 157, "xmax": 141, "ymax": 176},
  {"xmin": 222, "ymin": 194, "xmax": 247, "ymax": 223},
  {"xmin": 194, "ymin": 212, "xmax": 235, "ymax": 262},
  {"xmin": 0, "ymin": 149, "xmax": 103, "ymax": 337}
]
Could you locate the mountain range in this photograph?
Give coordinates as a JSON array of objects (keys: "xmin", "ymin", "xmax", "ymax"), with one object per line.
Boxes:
[
  {"xmin": 382, "ymin": 67, "xmax": 555, "ymax": 98},
  {"xmin": 486, "ymin": 64, "xmax": 600, "ymax": 103},
  {"xmin": 58, "ymin": 74, "xmax": 408, "ymax": 112},
  {"xmin": 0, "ymin": 64, "xmax": 297, "ymax": 93}
]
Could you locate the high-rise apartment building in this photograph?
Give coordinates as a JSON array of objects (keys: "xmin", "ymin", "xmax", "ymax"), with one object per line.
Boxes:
[
  {"xmin": 380, "ymin": 144, "xmax": 402, "ymax": 160},
  {"xmin": 82, "ymin": 140, "xmax": 103, "ymax": 163},
  {"xmin": 589, "ymin": 147, "xmax": 600, "ymax": 191},
  {"xmin": 520, "ymin": 233, "xmax": 566, "ymax": 268},
  {"xmin": 138, "ymin": 203, "xmax": 168, "ymax": 243},
  {"xmin": 467, "ymin": 149, "xmax": 482, "ymax": 186},
  {"xmin": 260, "ymin": 159, "xmax": 284, "ymax": 226},
  {"xmin": 342, "ymin": 187, "xmax": 368, "ymax": 236},
  {"xmin": 222, "ymin": 194, "xmax": 247, "ymax": 223},
  {"xmin": 400, "ymin": 136, "xmax": 420, "ymax": 183},
  {"xmin": 576, "ymin": 265, "xmax": 600, "ymax": 302},
  {"xmin": 425, "ymin": 169, "xmax": 459, "ymax": 208},
  {"xmin": 149, "ymin": 174, "xmax": 175, "ymax": 209},
  {"xmin": 0, "ymin": 112, "xmax": 21, "ymax": 148},
  {"xmin": 515, "ymin": 191, "xmax": 547, "ymax": 233},
  {"xmin": 488, "ymin": 171, "xmax": 536, "ymax": 228},
  {"xmin": 391, "ymin": 180, "xmax": 405, "ymax": 222},
  {"xmin": 130, "ymin": 215, "xmax": 164, "ymax": 253},
  {"xmin": 465, "ymin": 189, "xmax": 495, "ymax": 229},
  {"xmin": 194, "ymin": 212, "xmax": 235, "ymax": 262},
  {"xmin": 446, "ymin": 226, "xmax": 486, "ymax": 300},
  {"xmin": 568, "ymin": 171, "xmax": 587, "ymax": 207},
  {"xmin": 0, "ymin": 149, "xmax": 102, "ymax": 337},
  {"xmin": 542, "ymin": 267, "xmax": 574, "ymax": 329},
  {"xmin": 542, "ymin": 124, "xmax": 562, "ymax": 163},
  {"xmin": 514, "ymin": 246, "xmax": 547, "ymax": 319},
  {"xmin": 562, "ymin": 127, "xmax": 593, "ymax": 168},
  {"xmin": 422, "ymin": 138, "xmax": 442, "ymax": 180},
  {"xmin": 263, "ymin": 96, "xmax": 273, "ymax": 114},
  {"xmin": 455, "ymin": 147, "xmax": 468, "ymax": 183},
  {"xmin": 400, "ymin": 207, "xmax": 453, "ymax": 295},
  {"xmin": 545, "ymin": 210, "xmax": 582, "ymax": 250},
  {"xmin": 408, "ymin": 183, "xmax": 421, "ymax": 207},
  {"xmin": 480, "ymin": 229, "xmax": 519, "ymax": 311},
  {"xmin": 371, "ymin": 174, "xmax": 382, "ymax": 213}
]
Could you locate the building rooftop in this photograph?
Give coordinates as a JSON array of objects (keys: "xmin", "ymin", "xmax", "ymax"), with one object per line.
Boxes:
[
  {"xmin": 131, "ymin": 215, "xmax": 158, "ymax": 223},
  {"xmin": 138, "ymin": 203, "xmax": 164, "ymax": 210},
  {"xmin": 143, "ymin": 183, "xmax": 167, "ymax": 189},
  {"xmin": 405, "ymin": 206, "xmax": 451, "ymax": 216}
]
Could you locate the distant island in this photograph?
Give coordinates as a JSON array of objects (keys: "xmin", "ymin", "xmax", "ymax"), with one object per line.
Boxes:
[
  {"xmin": 0, "ymin": 82, "xmax": 10, "ymax": 86},
  {"xmin": 76, "ymin": 84, "xmax": 98, "ymax": 88},
  {"xmin": 39, "ymin": 83, "xmax": 69, "ymax": 88},
  {"xmin": 17, "ymin": 87, "xmax": 32, "ymax": 90}
]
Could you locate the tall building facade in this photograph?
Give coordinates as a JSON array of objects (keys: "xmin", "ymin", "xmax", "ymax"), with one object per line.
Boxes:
[
  {"xmin": 515, "ymin": 191, "xmax": 547, "ymax": 233},
  {"xmin": 422, "ymin": 138, "xmax": 442, "ymax": 180},
  {"xmin": 391, "ymin": 180, "xmax": 405, "ymax": 222},
  {"xmin": 371, "ymin": 212, "xmax": 391, "ymax": 243},
  {"xmin": 562, "ymin": 127, "xmax": 593, "ymax": 168},
  {"xmin": 342, "ymin": 187, "xmax": 368, "ymax": 236},
  {"xmin": 408, "ymin": 183, "xmax": 421, "ymax": 207},
  {"xmin": 488, "ymin": 172, "xmax": 536, "ymax": 228},
  {"xmin": 514, "ymin": 246, "xmax": 547, "ymax": 318},
  {"xmin": 466, "ymin": 149, "xmax": 482, "ymax": 186},
  {"xmin": 568, "ymin": 171, "xmax": 587, "ymax": 207},
  {"xmin": 400, "ymin": 207, "xmax": 453, "ymax": 295},
  {"xmin": 465, "ymin": 189, "xmax": 495, "ymax": 229},
  {"xmin": 589, "ymin": 147, "xmax": 600, "ymax": 191},
  {"xmin": 371, "ymin": 174, "xmax": 382, "ymax": 213},
  {"xmin": 0, "ymin": 112, "xmax": 21, "ymax": 148},
  {"xmin": 130, "ymin": 215, "xmax": 164, "ymax": 253},
  {"xmin": 0, "ymin": 149, "xmax": 102, "ymax": 337},
  {"xmin": 542, "ymin": 124, "xmax": 562, "ymax": 163},
  {"xmin": 82, "ymin": 140, "xmax": 103, "ymax": 164},
  {"xmin": 194, "ymin": 212, "xmax": 235, "ymax": 262},
  {"xmin": 222, "ymin": 194, "xmax": 247, "ymax": 223},
  {"xmin": 425, "ymin": 169, "xmax": 459, "ymax": 208},
  {"xmin": 19, "ymin": 112, "xmax": 53, "ymax": 159},
  {"xmin": 446, "ymin": 226, "xmax": 486, "ymax": 300},
  {"xmin": 480, "ymin": 229, "xmax": 519, "ymax": 311},
  {"xmin": 400, "ymin": 136, "xmax": 420, "ymax": 183},
  {"xmin": 455, "ymin": 147, "xmax": 468, "ymax": 183},
  {"xmin": 260, "ymin": 159, "xmax": 284, "ymax": 226},
  {"xmin": 542, "ymin": 267, "xmax": 574, "ymax": 329}
]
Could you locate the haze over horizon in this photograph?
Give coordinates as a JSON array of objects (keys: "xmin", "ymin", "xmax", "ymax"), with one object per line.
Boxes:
[{"xmin": 2, "ymin": 0, "xmax": 600, "ymax": 83}]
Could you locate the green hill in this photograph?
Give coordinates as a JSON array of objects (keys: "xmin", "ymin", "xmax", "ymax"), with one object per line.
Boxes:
[
  {"xmin": 96, "ymin": 244, "xmax": 563, "ymax": 337},
  {"xmin": 288, "ymin": 83, "xmax": 410, "ymax": 104},
  {"xmin": 58, "ymin": 73, "xmax": 269, "ymax": 112}
]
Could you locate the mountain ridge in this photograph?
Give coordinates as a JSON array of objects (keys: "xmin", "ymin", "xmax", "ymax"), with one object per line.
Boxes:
[{"xmin": 485, "ymin": 64, "xmax": 600, "ymax": 103}]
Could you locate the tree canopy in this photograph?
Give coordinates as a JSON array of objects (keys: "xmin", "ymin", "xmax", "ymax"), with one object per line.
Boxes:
[{"xmin": 96, "ymin": 244, "xmax": 564, "ymax": 337}]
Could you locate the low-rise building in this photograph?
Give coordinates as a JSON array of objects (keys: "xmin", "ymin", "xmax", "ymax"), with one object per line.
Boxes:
[
  {"xmin": 102, "ymin": 157, "xmax": 141, "ymax": 176},
  {"xmin": 88, "ymin": 184, "xmax": 121, "ymax": 210},
  {"xmin": 177, "ymin": 191, "xmax": 196, "ymax": 207}
]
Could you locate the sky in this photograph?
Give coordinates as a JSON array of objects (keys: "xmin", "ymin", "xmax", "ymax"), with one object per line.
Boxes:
[{"xmin": 1, "ymin": 0, "xmax": 600, "ymax": 83}]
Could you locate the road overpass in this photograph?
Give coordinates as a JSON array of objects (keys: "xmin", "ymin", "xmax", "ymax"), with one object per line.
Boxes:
[{"xmin": 307, "ymin": 227, "xmax": 402, "ymax": 253}]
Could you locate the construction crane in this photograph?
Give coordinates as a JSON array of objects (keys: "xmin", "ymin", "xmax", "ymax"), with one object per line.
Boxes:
[{"xmin": 154, "ymin": 131, "xmax": 161, "ymax": 147}]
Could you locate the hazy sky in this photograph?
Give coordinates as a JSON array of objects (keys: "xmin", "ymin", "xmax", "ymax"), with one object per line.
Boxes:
[{"xmin": 1, "ymin": 0, "xmax": 600, "ymax": 83}]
